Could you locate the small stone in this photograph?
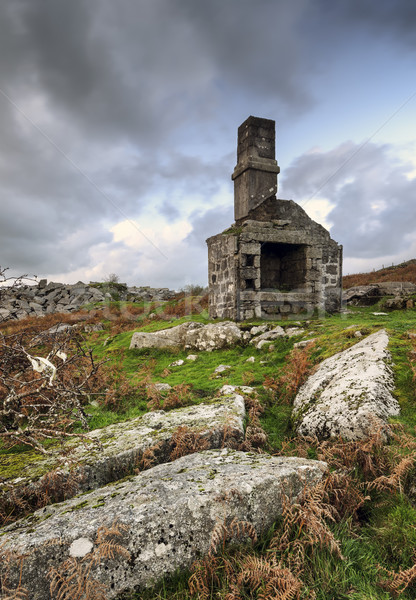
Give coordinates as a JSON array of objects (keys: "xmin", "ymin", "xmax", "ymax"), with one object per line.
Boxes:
[
  {"xmin": 250, "ymin": 325, "xmax": 268, "ymax": 335},
  {"xmin": 246, "ymin": 356, "xmax": 255, "ymax": 363},
  {"xmin": 294, "ymin": 338, "xmax": 316, "ymax": 348},
  {"xmin": 214, "ymin": 364, "xmax": 231, "ymax": 373},
  {"xmin": 286, "ymin": 327, "xmax": 305, "ymax": 338},
  {"xmin": 186, "ymin": 354, "xmax": 198, "ymax": 361},
  {"xmin": 169, "ymin": 359, "xmax": 184, "ymax": 367},
  {"xmin": 220, "ymin": 384, "xmax": 254, "ymax": 395},
  {"xmin": 354, "ymin": 331, "xmax": 363, "ymax": 338},
  {"xmin": 150, "ymin": 383, "xmax": 172, "ymax": 392}
]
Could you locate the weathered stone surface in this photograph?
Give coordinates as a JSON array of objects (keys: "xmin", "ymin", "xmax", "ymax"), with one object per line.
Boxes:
[
  {"xmin": 1, "ymin": 450, "xmax": 327, "ymax": 600},
  {"xmin": 292, "ymin": 329, "xmax": 400, "ymax": 440},
  {"xmin": 185, "ymin": 321, "xmax": 242, "ymax": 351},
  {"xmin": 130, "ymin": 321, "xmax": 242, "ymax": 351},
  {"xmin": 130, "ymin": 321, "xmax": 202, "ymax": 349},
  {"xmin": 1, "ymin": 396, "xmax": 245, "ymax": 509}
]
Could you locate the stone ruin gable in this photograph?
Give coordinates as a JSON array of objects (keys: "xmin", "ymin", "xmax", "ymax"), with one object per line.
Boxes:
[{"xmin": 207, "ymin": 116, "xmax": 342, "ymax": 320}]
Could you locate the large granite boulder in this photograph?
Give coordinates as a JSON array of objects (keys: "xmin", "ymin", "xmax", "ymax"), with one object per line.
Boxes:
[
  {"xmin": 130, "ymin": 321, "xmax": 242, "ymax": 351},
  {"xmin": 1, "ymin": 450, "xmax": 327, "ymax": 600},
  {"xmin": 292, "ymin": 329, "xmax": 400, "ymax": 440},
  {"xmin": 1, "ymin": 395, "xmax": 245, "ymax": 513}
]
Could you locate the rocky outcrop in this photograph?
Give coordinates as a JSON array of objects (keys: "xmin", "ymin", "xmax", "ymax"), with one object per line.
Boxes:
[
  {"xmin": 1, "ymin": 395, "xmax": 245, "ymax": 511},
  {"xmin": 1, "ymin": 449, "xmax": 327, "ymax": 600},
  {"xmin": 130, "ymin": 321, "xmax": 242, "ymax": 351},
  {"xmin": 292, "ymin": 329, "xmax": 400, "ymax": 440},
  {"xmin": 343, "ymin": 281, "xmax": 416, "ymax": 306},
  {"xmin": 0, "ymin": 280, "xmax": 177, "ymax": 321}
]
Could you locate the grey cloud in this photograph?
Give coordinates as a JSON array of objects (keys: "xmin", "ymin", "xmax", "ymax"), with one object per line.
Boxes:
[
  {"xmin": 186, "ymin": 204, "xmax": 234, "ymax": 248},
  {"xmin": 313, "ymin": 0, "xmax": 416, "ymax": 49}
]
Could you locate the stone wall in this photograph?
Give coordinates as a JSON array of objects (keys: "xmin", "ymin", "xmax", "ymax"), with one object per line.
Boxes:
[
  {"xmin": 0, "ymin": 280, "xmax": 176, "ymax": 321},
  {"xmin": 207, "ymin": 200, "xmax": 342, "ymax": 320},
  {"xmin": 207, "ymin": 234, "xmax": 238, "ymax": 319}
]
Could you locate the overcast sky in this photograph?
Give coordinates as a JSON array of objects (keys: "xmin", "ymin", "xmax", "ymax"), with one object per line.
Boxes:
[{"xmin": 1, "ymin": 0, "xmax": 416, "ymax": 288}]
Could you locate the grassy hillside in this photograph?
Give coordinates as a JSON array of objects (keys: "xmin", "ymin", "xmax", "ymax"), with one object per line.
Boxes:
[
  {"xmin": 1, "ymin": 295, "xmax": 416, "ymax": 599},
  {"xmin": 343, "ymin": 259, "xmax": 416, "ymax": 288}
]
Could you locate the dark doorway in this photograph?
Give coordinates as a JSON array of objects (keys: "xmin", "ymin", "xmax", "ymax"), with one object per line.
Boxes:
[{"xmin": 260, "ymin": 243, "xmax": 307, "ymax": 290}]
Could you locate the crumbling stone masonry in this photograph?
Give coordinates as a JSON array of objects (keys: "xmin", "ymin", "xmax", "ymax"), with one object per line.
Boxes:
[{"xmin": 207, "ymin": 116, "xmax": 342, "ymax": 320}]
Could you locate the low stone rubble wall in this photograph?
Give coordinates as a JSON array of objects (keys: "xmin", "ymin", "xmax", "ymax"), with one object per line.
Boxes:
[{"xmin": 0, "ymin": 280, "xmax": 177, "ymax": 321}]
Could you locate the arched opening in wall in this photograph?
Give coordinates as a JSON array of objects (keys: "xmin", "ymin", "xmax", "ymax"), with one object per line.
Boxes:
[{"xmin": 260, "ymin": 242, "xmax": 307, "ymax": 291}]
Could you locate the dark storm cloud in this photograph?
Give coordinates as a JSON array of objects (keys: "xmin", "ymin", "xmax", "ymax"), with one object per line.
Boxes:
[
  {"xmin": 281, "ymin": 142, "xmax": 416, "ymax": 258},
  {"xmin": 1, "ymin": 0, "xmax": 414, "ymax": 282},
  {"xmin": 315, "ymin": 0, "xmax": 416, "ymax": 48},
  {"xmin": 0, "ymin": 0, "xmax": 323, "ymax": 278},
  {"xmin": 2, "ymin": 0, "xmax": 317, "ymax": 144}
]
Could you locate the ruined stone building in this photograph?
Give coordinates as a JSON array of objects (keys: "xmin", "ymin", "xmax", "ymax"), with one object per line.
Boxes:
[{"xmin": 207, "ymin": 116, "xmax": 342, "ymax": 320}]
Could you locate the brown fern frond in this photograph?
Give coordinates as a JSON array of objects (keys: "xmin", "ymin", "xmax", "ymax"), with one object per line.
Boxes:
[
  {"xmin": 169, "ymin": 425, "xmax": 210, "ymax": 462},
  {"xmin": 49, "ymin": 557, "xmax": 107, "ymax": 600},
  {"xmin": 228, "ymin": 518, "xmax": 258, "ymax": 546},
  {"xmin": 208, "ymin": 521, "xmax": 228, "ymax": 556},
  {"xmin": 379, "ymin": 560, "xmax": 416, "ymax": 596},
  {"xmin": 93, "ymin": 520, "xmax": 130, "ymax": 563},
  {"xmin": 368, "ymin": 455, "xmax": 415, "ymax": 494},
  {"xmin": 189, "ymin": 555, "xmax": 221, "ymax": 600},
  {"xmin": 1, "ymin": 586, "xmax": 30, "ymax": 600},
  {"xmin": 271, "ymin": 483, "xmax": 344, "ymax": 566}
]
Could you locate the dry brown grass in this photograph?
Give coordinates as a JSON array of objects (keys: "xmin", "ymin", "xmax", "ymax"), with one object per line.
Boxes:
[
  {"xmin": 343, "ymin": 259, "xmax": 416, "ymax": 289},
  {"xmin": 264, "ymin": 343, "xmax": 315, "ymax": 405}
]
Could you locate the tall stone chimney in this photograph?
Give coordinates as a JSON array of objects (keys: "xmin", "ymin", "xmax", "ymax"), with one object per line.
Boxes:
[{"xmin": 231, "ymin": 116, "xmax": 280, "ymax": 221}]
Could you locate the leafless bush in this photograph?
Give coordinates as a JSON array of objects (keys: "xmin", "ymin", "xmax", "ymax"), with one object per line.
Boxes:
[{"xmin": 0, "ymin": 324, "xmax": 102, "ymax": 453}]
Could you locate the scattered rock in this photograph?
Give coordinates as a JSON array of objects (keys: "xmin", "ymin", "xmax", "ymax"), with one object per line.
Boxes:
[
  {"xmin": 169, "ymin": 359, "xmax": 185, "ymax": 367},
  {"xmin": 292, "ymin": 329, "xmax": 400, "ymax": 440},
  {"xmin": 246, "ymin": 356, "xmax": 255, "ymax": 363},
  {"xmin": 214, "ymin": 364, "xmax": 232, "ymax": 373},
  {"xmin": 250, "ymin": 325, "xmax": 268, "ymax": 335},
  {"xmin": 250, "ymin": 325, "xmax": 285, "ymax": 347},
  {"xmin": 294, "ymin": 338, "xmax": 316, "ymax": 348},
  {"xmin": 84, "ymin": 323, "xmax": 104, "ymax": 332},
  {"xmin": 150, "ymin": 383, "xmax": 172, "ymax": 392},
  {"xmin": 220, "ymin": 384, "xmax": 255, "ymax": 395},
  {"xmin": 185, "ymin": 321, "xmax": 242, "ymax": 351},
  {"xmin": 286, "ymin": 327, "xmax": 305, "ymax": 337},
  {"xmin": 186, "ymin": 354, "xmax": 198, "ymax": 361},
  {"xmin": 0, "ymin": 280, "xmax": 177, "ymax": 322},
  {"xmin": 1, "ymin": 450, "xmax": 327, "ymax": 600}
]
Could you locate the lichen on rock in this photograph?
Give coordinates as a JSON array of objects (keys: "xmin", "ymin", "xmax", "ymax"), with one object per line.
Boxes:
[
  {"xmin": 1, "ymin": 449, "xmax": 327, "ymax": 600},
  {"xmin": 292, "ymin": 329, "xmax": 400, "ymax": 440}
]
